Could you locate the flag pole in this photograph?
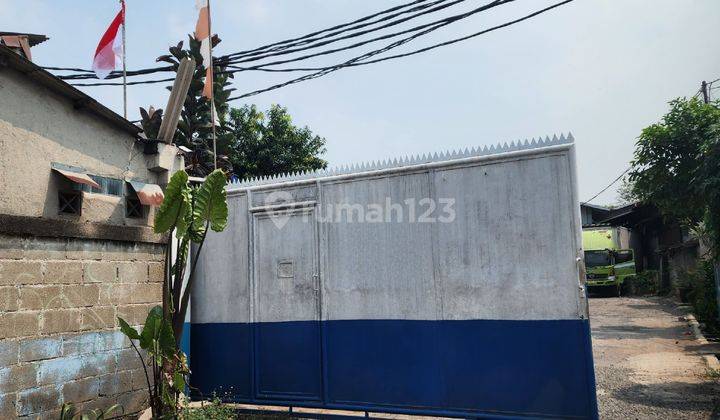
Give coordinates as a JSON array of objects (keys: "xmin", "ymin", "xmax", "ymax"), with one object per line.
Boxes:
[
  {"xmin": 207, "ymin": 0, "xmax": 217, "ymax": 170},
  {"xmin": 121, "ymin": 0, "xmax": 127, "ymax": 120}
]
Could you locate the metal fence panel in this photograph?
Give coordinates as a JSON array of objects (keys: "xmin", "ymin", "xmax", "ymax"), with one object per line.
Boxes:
[{"xmin": 190, "ymin": 135, "xmax": 597, "ymax": 419}]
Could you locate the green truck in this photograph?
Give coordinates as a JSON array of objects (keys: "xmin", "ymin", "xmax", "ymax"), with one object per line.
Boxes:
[{"xmin": 582, "ymin": 227, "xmax": 636, "ymax": 296}]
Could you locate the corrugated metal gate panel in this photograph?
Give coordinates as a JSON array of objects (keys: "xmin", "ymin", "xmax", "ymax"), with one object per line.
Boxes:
[
  {"xmin": 253, "ymin": 209, "xmax": 321, "ymax": 400},
  {"xmin": 432, "ymin": 154, "xmax": 580, "ymax": 320},
  {"xmin": 190, "ymin": 138, "xmax": 598, "ymax": 419},
  {"xmin": 322, "ymin": 173, "xmax": 437, "ymax": 321}
]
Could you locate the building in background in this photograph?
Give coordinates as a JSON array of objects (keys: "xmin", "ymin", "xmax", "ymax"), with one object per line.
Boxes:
[
  {"xmin": 0, "ymin": 43, "xmax": 182, "ymax": 417},
  {"xmin": 580, "ymin": 203, "xmax": 611, "ymax": 227},
  {"xmin": 0, "ymin": 32, "xmax": 48, "ymax": 61},
  {"xmin": 602, "ymin": 202, "xmax": 705, "ymax": 294}
]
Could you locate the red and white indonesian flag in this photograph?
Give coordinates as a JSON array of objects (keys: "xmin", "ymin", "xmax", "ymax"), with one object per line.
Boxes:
[
  {"xmin": 195, "ymin": 0, "xmax": 213, "ymax": 98},
  {"xmin": 92, "ymin": 0, "xmax": 125, "ymax": 80}
]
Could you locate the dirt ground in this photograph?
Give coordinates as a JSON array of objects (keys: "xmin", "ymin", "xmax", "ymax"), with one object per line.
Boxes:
[{"xmin": 590, "ymin": 296, "xmax": 720, "ymax": 419}]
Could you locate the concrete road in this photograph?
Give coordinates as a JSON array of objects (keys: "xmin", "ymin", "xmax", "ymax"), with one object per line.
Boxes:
[{"xmin": 590, "ymin": 296, "xmax": 720, "ymax": 419}]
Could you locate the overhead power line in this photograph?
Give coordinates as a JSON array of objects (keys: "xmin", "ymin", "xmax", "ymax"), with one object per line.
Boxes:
[
  {"xmin": 61, "ymin": 0, "xmax": 479, "ymax": 81},
  {"xmin": 228, "ymin": 0, "xmax": 573, "ymax": 101},
  {"xmin": 217, "ymin": 0, "xmax": 472, "ymax": 65},
  {"xmin": 224, "ymin": 0, "xmax": 451, "ymax": 60},
  {"xmin": 50, "ymin": 65, "xmax": 173, "ymax": 80},
  {"xmin": 582, "ymin": 76, "xmax": 720, "ymax": 205},
  {"xmin": 217, "ymin": 0, "xmax": 509, "ymax": 70},
  {"xmin": 65, "ymin": 0, "xmax": 576, "ymax": 99},
  {"xmin": 50, "ymin": 0, "xmax": 453, "ymax": 79},
  {"xmin": 71, "ymin": 77, "xmax": 176, "ymax": 87},
  {"xmin": 581, "ymin": 167, "xmax": 630, "ymax": 205},
  {"xmin": 69, "ymin": 0, "xmax": 514, "ymax": 87}
]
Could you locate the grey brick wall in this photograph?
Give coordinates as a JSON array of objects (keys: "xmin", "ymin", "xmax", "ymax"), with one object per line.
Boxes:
[{"xmin": 0, "ymin": 234, "xmax": 164, "ymax": 419}]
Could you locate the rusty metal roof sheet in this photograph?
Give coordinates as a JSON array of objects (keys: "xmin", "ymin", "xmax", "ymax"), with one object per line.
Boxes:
[
  {"xmin": 0, "ymin": 35, "xmax": 33, "ymax": 60},
  {"xmin": 0, "ymin": 32, "xmax": 48, "ymax": 47},
  {"xmin": 51, "ymin": 162, "xmax": 100, "ymax": 189},
  {"xmin": 127, "ymin": 180, "xmax": 164, "ymax": 206}
]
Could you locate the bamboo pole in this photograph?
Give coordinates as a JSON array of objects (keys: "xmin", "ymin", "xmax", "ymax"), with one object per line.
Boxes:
[
  {"xmin": 121, "ymin": 0, "xmax": 127, "ymax": 119},
  {"xmin": 207, "ymin": 0, "xmax": 217, "ymax": 169}
]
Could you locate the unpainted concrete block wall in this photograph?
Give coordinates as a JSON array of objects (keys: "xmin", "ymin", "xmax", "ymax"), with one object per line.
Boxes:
[{"xmin": 0, "ymin": 234, "xmax": 163, "ymax": 419}]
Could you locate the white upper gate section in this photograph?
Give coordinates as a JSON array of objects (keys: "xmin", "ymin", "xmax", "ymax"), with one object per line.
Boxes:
[
  {"xmin": 229, "ymin": 134, "xmax": 574, "ymax": 189},
  {"xmin": 193, "ymin": 133, "xmax": 587, "ymax": 324}
]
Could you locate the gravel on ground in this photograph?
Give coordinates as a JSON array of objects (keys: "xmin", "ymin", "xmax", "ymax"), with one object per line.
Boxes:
[{"xmin": 590, "ymin": 296, "xmax": 720, "ymax": 419}]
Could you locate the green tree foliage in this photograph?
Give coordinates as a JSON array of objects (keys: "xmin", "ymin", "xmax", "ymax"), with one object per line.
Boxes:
[
  {"xmin": 156, "ymin": 36, "xmax": 235, "ymax": 176},
  {"xmin": 616, "ymin": 176, "xmax": 638, "ymax": 205},
  {"xmin": 629, "ymin": 97, "xmax": 720, "ymax": 257},
  {"xmin": 148, "ymin": 36, "xmax": 328, "ymax": 180},
  {"xmin": 226, "ymin": 104, "xmax": 328, "ymax": 180},
  {"xmin": 688, "ymin": 261, "xmax": 720, "ymax": 335}
]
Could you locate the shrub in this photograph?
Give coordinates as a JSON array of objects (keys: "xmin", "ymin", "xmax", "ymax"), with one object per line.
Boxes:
[
  {"xmin": 624, "ymin": 270, "xmax": 659, "ymax": 296},
  {"xmin": 706, "ymin": 367, "xmax": 720, "ymax": 380},
  {"xmin": 686, "ymin": 260, "xmax": 720, "ymax": 336},
  {"xmin": 182, "ymin": 397, "xmax": 236, "ymax": 420}
]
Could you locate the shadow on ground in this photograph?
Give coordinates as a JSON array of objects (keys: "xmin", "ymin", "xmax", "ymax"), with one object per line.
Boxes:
[
  {"xmin": 612, "ymin": 381, "xmax": 720, "ymax": 412},
  {"xmin": 592, "ymin": 324, "xmax": 692, "ymax": 340}
]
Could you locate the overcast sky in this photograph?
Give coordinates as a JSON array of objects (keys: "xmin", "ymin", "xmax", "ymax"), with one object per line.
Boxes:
[{"xmin": 2, "ymin": 0, "xmax": 719, "ymax": 205}]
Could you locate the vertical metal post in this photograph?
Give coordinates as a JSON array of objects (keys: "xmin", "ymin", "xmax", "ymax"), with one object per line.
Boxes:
[
  {"xmin": 207, "ymin": 0, "xmax": 217, "ymax": 170},
  {"xmin": 121, "ymin": 0, "xmax": 127, "ymax": 119},
  {"xmin": 211, "ymin": 104, "xmax": 217, "ymax": 169},
  {"xmin": 701, "ymin": 81, "xmax": 709, "ymax": 104}
]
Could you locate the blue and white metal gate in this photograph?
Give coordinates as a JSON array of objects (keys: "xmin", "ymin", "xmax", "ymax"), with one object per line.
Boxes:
[{"xmin": 190, "ymin": 134, "xmax": 598, "ymax": 419}]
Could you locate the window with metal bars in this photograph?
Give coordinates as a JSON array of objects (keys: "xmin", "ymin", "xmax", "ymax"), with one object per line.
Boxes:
[
  {"xmin": 58, "ymin": 190, "xmax": 82, "ymax": 215},
  {"xmin": 73, "ymin": 175, "xmax": 123, "ymax": 196},
  {"xmin": 125, "ymin": 197, "xmax": 144, "ymax": 219}
]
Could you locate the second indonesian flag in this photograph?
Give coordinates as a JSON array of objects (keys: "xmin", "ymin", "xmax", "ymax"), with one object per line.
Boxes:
[
  {"xmin": 92, "ymin": 0, "xmax": 125, "ymax": 80},
  {"xmin": 195, "ymin": 0, "xmax": 213, "ymax": 98}
]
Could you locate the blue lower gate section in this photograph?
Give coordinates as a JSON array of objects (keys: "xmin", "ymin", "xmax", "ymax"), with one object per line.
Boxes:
[{"xmin": 190, "ymin": 319, "xmax": 597, "ymax": 419}]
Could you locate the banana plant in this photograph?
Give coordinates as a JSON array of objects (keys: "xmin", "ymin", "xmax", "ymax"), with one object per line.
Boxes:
[{"xmin": 117, "ymin": 169, "xmax": 227, "ymax": 418}]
